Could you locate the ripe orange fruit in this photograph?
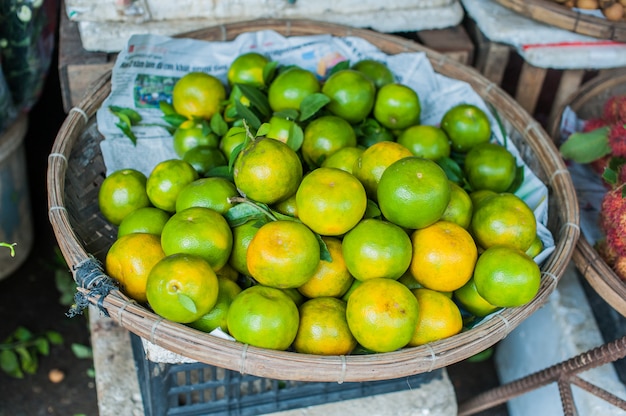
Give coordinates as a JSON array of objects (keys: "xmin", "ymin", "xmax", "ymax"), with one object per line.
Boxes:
[
  {"xmin": 453, "ymin": 277, "xmax": 501, "ymax": 318},
  {"xmin": 352, "ymin": 141, "xmax": 413, "ymax": 200},
  {"xmin": 377, "ymin": 157, "xmax": 451, "ymax": 230},
  {"xmin": 342, "ymin": 218, "xmax": 413, "ymax": 281},
  {"xmin": 182, "ymin": 146, "xmax": 228, "ymax": 177},
  {"xmin": 440, "ymin": 181, "xmax": 473, "ymax": 229},
  {"xmin": 408, "ymin": 288, "xmax": 463, "ymax": 346},
  {"xmin": 470, "ymin": 192, "xmax": 537, "ymax": 252},
  {"xmin": 322, "ymin": 69, "xmax": 376, "ymax": 124},
  {"xmin": 146, "ymin": 253, "xmax": 219, "ymax": 323},
  {"xmin": 228, "ymin": 220, "xmax": 260, "ymax": 277},
  {"xmin": 233, "ymin": 137, "xmax": 303, "ymax": 204},
  {"xmin": 172, "ymin": 72, "xmax": 226, "ymax": 120},
  {"xmin": 297, "ymin": 237, "xmax": 354, "ymax": 298},
  {"xmin": 301, "ymin": 115, "xmax": 357, "ymax": 167},
  {"xmin": 226, "ymin": 285, "xmax": 300, "ymax": 350},
  {"xmin": 351, "ymin": 59, "xmax": 394, "ymax": 88},
  {"xmin": 320, "ymin": 146, "xmax": 364, "ymax": 174},
  {"xmin": 98, "ymin": 168, "xmax": 151, "ymax": 225},
  {"xmin": 293, "ymin": 297, "xmax": 357, "ymax": 355},
  {"xmin": 372, "ymin": 83, "xmax": 421, "ymax": 130},
  {"xmin": 117, "ymin": 206, "xmax": 171, "ymax": 238},
  {"xmin": 105, "ymin": 233, "xmax": 165, "ymax": 303},
  {"xmin": 409, "ymin": 221, "xmax": 477, "ymax": 292},
  {"xmin": 227, "ymin": 52, "xmax": 269, "ymax": 87},
  {"xmin": 175, "ymin": 177, "xmax": 238, "ymax": 214},
  {"xmin": 440, "ymin": 103, "xmax": 491, "ymax": 153},
  {"xmin": 473, "ymin": 246, "xmax": 541, "ymax": 308},
  {"xmin": 296, "ymin": 167, "xmax": 367, "ymax": 236},
  {"xmin": 396, "ymin": 125, "xmax": 451, "ymax": 160},
  {"xmin": 173, "ymin": 121, "xmax": 219, "ymax": 158},
  {"xmin": 188, "ymin": 276, "xmax": 242, "ymax": 334},
  {"xmin": 246, "ymin": 220, "xmax": 320, "ymax": 289},
  {"xmin": 268, "ymin": 67, "xmax": 320, "ymax": 112},
  {"xmin": 146, "ymin": 159, "xmax": 199, "ymax": 212},
  {"xmin": 346, "ymin": 278, "xmax": 419, "ymax": 353},
  {"xmin": 160, "ymin": 207, "xmax": 233, "ymax": 271},
  {"xmin": 463, "ymin": 142, "xmax": 517, "ymax": 193}
]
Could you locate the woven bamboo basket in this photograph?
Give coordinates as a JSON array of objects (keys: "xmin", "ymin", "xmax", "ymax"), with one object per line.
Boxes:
[
  {"xmin": 550, "ymin": 68, "xmax": 626, "ymax": 318},
  {"xmin": 47, "ymin": 19, "xmax": 580, "ymax": 382},
  {"xmin": 494, "ymin": 0, "xmax": 626, "ymax": 42}
]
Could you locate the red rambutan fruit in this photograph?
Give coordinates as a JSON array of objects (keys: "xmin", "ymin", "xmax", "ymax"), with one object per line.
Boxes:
[
  {"xmin": 608, "ymin": 123, "xmax": 626, "ymax": 158},
  {"xmin": 613, "ymin": 256, "xmax": 626, "ymax": 281},
  {"xmin": 603, "ymin": 95, "xmax": 626, "ymax": 124},
  {"xmin": 582, "ymin": 117, "xmax": 608, "ymax": 132}
]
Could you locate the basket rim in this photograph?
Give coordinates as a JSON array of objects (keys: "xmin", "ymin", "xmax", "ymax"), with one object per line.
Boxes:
[
  {"xmin": 549, "ymin": 68, "xmax": 626, "ymax": 319},
  {"xmin": 47, "ymin": 18, "xmax": 580, "ymax": 382},
  {"xmin": 493, "ymin": 0, "xmax": 626, "ymax": 42}
]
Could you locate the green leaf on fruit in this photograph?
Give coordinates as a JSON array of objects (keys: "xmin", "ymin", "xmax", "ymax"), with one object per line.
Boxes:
[
  {"xmin": 559, "ymin": 127, "xmax": 611, "ymax": 164},
  {"xmin": 206, "ymin": 165, "xmax": 233, "ymax": 181},
  {"xmin": 603, "ymin": 166, "xmax": 618, "ymax": 185},
  {"xmin": 162, "ymin": 113, "xmax": 189, "ymax": 128},
  {"xmin": 436, "ymin": 156, "xmax": 464, "ymax": 186},
  {"xmin": 224, "ymin": 203, "xmax": 266, "ymax": 227},
  {"xmin": 178, "ymin": 293, "xmax": 198, "ymax": 314},
  {"xmin": 256, "ymin": 122, "xmax": 271, "ymax": 138},
  {"xmin": 327, "ymin": 60, "xmax": 350, "ymax": 77},
  {"xmin": 263, "ymin": 61, "xmax": 279, "ymax": 85},
  {"xmin": 273, "ymin": 109, "xmax": 299, "ymax": 121},
  {"xmin": 287, "ymin": 123, "xmax": 304, "ymax": 151},
  {"xmin": 299, "ymin": 93, "xmax": 331, "ymax": 121},
  {"xmin": 364, "ymin": 199, "xmax": 382, "ymax": 219},
  {"xmin": 210, "ymin": 113, "xmax": 229, "ymax": 137},
  {"xmin": 235, "ymin": 100, "xmax": 262, "ymax": 130},
  {"xmin": 159, "ymin": 101, "xmax": 177, "ymax": 116},
  {"xmin": 315, "ymin": 233, "xmax": 332, "ymax": 262},
  {"xmin": 236, "ymin": 84, "xmax": 271, "ymax": 117}
]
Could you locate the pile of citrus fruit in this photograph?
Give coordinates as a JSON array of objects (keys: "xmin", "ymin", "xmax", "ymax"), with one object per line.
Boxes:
[{"xmin": 99, "ymin": 52, "xmax": 544, "ymax": 355}]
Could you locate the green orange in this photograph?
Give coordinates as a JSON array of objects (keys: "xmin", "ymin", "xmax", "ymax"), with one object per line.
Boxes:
[
  {"xmin": 463, "ymin": 142, "xmax": 517, "ymax": 192},
  {"xmin": 98, "ymin": 168, "xmax": 151, "ymax": 225},
  {"xmin": 396, "ymin": 125, "xmax": 451, "ymax": 160},
  {"xmin": 188, "ymin": 276, "xmax": 242, "ymax": 334},
  {"xmin": 372, "ymin": 83, "xmax": 421, "ymax": 130},
  {"xmin": 172, "ymin": 72, "xmax": 226, "ymax": 120},
  {"xmin": 117, "ymin": 206, "xmax": 171, "ymax": 238},
  {"xmin": 227, "ymin": 52, "xmax": 269, "ymax": 87},
  {"xmin": 268, "ymin": 67, "xmax": 320, "ymax": 112},
  {"xmin": 175, "ymin": 177, "xmax": 238, "ymax": 214},
  {"xmin": 146, "ymin": 159, "xmax": 199, "ymax": 212},
  {"xmin": 301, "ymin": 115, "xmax": 357, "ymax": 167},
  {"xmin": 440, "ymin": 103, "xmax": 491, "ymax": 153},
  {"xmin": 322, "ymin": 69, "xmax": 376, "ymax": 124}
]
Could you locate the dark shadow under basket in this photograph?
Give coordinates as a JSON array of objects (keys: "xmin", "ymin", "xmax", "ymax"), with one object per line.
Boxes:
[
  {"xmin": 47, "ymin": 18, "xmax": 580, "ymax": 382},
  {"xmin": 550, "ymin": 68, "xmax": 626, "ymax": 318},
  {"xmin": 494, "ymin": 0, "xmax": 626, "ymax": 42}
]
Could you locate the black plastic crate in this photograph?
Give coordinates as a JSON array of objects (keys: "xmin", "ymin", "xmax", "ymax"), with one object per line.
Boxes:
[{"xmin": 130, "ymin": 333, "xmax": 442, "ymax": 416}]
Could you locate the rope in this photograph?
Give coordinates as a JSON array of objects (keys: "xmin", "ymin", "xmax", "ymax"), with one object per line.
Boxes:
[
  {"xmin": 66, "ymin": 257, "xmax": 118, "ymax": 318},
  {"xmin": 425, "ymin": 343, "xmax": 437, "ymax": 373},
  {"xmin": 239, "ymin": 344, "xmax": 249, "ymax": 375},
  {"xmin": 337, "ymin": 355, "xmax": 347, "ymax": 384},
  {"xmin": 549, "ymin": 168, "xmax": 571, "ymax": 186},
  {"xmin": 69, "ymin": 107, "xmax": 89, "ymax": 124},
  {"xmin": 48, "ymin": 152, "xmax": 68, "ymax": 165}
]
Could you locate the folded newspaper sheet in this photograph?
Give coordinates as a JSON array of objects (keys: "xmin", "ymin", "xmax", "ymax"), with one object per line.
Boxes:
[{"xmin": 96, "ymin": 33, "xmax": 556, "ymax": 363}]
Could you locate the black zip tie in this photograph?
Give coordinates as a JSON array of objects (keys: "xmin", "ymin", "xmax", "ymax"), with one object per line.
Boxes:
[{"xmin": 66, "ymin": 257, "xmax": 118, "ymax": 318}]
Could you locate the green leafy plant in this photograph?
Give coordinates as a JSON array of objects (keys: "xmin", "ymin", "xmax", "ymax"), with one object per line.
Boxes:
[{"xmin": 0, "ymin": 327, "xmax": 63, "ymax": 378}]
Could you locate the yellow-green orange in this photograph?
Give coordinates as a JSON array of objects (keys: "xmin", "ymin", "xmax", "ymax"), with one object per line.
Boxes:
[
  {"xmin": 227, "ymin": 52, "xmax": 269, "ymax": 87},
  {"xmin": 352, "ymin": 59, "xmax": 394, "ymax": 88},
  {"xmin": 233, "ymin": 137, "xmax": 303, "ymax": 204},
  {"xmin": 160, "ymin": 207, "xmax": 233, "ymax": 271},
  {"xmin": 342, "ymin": 218, "xmax": 412, "ymax": 281},
  {"xmin": 188, "ymin": 276, "xmax": 242, "ymax": 334},
  {"xmin": 346, "ymin": 278, "xmax": 419, "ymax": 353},
  {"xmin": 172, "ymin": 72, "xmax": 226, "ymax": 120},
  {"xmin": 182, "ymin": 146, "xmax": 227, "ymax": 177},
  {"xmin": 464, "ymin": 142, "xmax": 517, "ymax": 193},
  {"xmin": 321, "ymin": 146, "xmax": 364, "ymax": 174},
  {"xmin": 297, "ymin": 237, "xmax": 354, "ymax": 298},
  {"xmin": 377, "ymin": 157, "xmax": 451, "ymax": 230},
  {"xmin": 396, "ymin": 125, "xmax": 450, "ymax": 160},
  {"xmin": 296, "ymin": 167, "xmax": 367, "ymax": 236},
  {"xmin": 301, "ymin": 115, "xmax": 357, "ymax": 167},
  {"xmin": 226, "ymin": 285, "xmax": 299, "ymax": 350},
  {"xmin": 117, "ymin": 206, "xmax": 171, "ymax": 238},
  {"xmin": 440, "ymin": 103, "xmax": 491, "ymax": 153},
  {"xmin": 440, "ymin": 181, "xmax": 473, "ymax": 229},
  {"xmin": 173, "ymin": 121, "xmax": 219, "ymax": 158},
  {"xmin": 352, "ymin": 141, "xmax": 412, "ymax": 200},
  {"xmin": 246, "ymin": 220, "xmax": 320, "ymax": 288},
  {"xmin": 473, "ymin": 246, "xmax": 541, "ymax": 308},
  {"xmin": 268, "ymin": 67, "xmax": 320, "ymax": 112},
  {"xmin": 146, "ymin": 159, "xmax": 199, "ymax": 212},
  {"xmin": 293, "ymin": 297, "xmax": 357, "ymax": 355},
  {"xmin": 408, "ymin": 288, "xmax": 463, "ymax": 346},
  {"xmin": 228, "ymin": 220, "xmax": 261, "ymax": 276},
  {"xmin": 105, "ymin": 233, "xmax": 165, "ymax": 303},
  {"xmin": 453, "ymin": 277, "xmax": 501, "ymax": 318},
  {"xmin": 410, "ymin": 221, "xmax": 477, "ymax": 292},
  {"xmin": 175, "ymin": 177, "xmax": 238, "ymax": 214},
  {"xmin": 322, "ymin": 69, "xmax": 376, "ymax": 124},
  {"xmin": 98, "ymin": 168, "xmax": 151, "ymax": 225},
  {"xmin": 372, "ymin": 83, "xmax": 421, "ymax": 130},
  {"xmin": 470, "ymin": 192, "xmax": 536, "ymax": 252},
  {"xmin": 146, "ymin": 253, "xmax": 219, "ymax": 323}
]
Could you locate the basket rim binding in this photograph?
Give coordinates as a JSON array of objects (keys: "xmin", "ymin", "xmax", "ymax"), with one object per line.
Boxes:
[
  {"xmin": 549, "ymin": 68, "xmax": 626, "ymax": 319},
  {"xmin": 46, "ymin": 18, "xmax": 580, "ymax": 382}
]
